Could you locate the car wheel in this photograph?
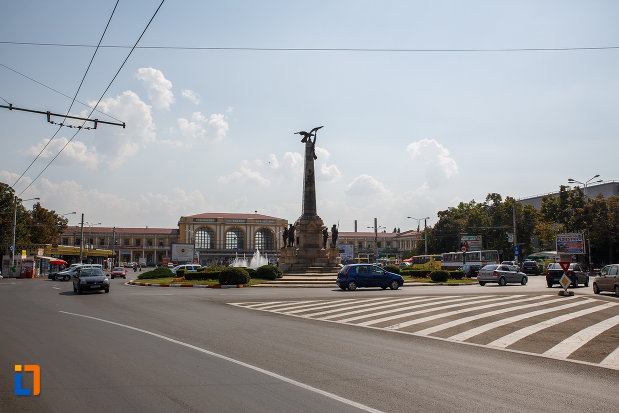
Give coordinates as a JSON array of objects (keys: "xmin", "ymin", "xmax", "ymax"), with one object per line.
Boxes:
[
  {"xmin": 547, "ymin": 281, "xmax": 553, "ymax": 288},
  {"xmin": 521, "ymin": 276, "xmax": 528, "ymax": 285},
  {"xmin": 572, "ymin": 279, "xmax": 578, "ymax": 288},
  {"xmin": 389, "ymin": 280, "xmax": 399, "ymax": 290},
  {"xmin": 64, "ymin": 275, "xmax": 70, "ymax": 281},
  {"xmin": 347, "ymin": 281, "xmax": 357, "ymax": 291},
  {"xmin": 73, "ymin": 285, "xmax": 77, "ymax": 294},
  {"xmin": 478, "ymin": 281, "xmax": 486, "ymax": 286},
  {"xmin": 339, "ymin": 285, "xmax": 347, "ymax": 291},
  {"xmin": 498, "ymin": 277, "xmax": 506, "ymax": 286},
  {"xmin": 593, "ymin": 283, "xmax": 600, "ymax": 294},
  {"xmin": 77, "ymin": 286, "xmax": 82, "ymax": 295},
  {"xmin": 615, "ymin": 285, "xmax": 619, "ymax": 297},
  {"xmin": 105, "ymin": 288, "xmax": 109, "ymax": 293},
  {"xmin": 584, "ymin": 277, "xmax": 589, "ymax": 287}
]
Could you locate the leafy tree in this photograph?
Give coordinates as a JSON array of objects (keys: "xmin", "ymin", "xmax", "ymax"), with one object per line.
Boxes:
[{"xmin": 28, "ymin": 202, "xmax": 68, "ymax": 245}]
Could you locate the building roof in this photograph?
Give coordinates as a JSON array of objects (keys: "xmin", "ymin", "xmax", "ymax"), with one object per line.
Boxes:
[
  {"xmin": 182, "ymin": 212, "xmax": 285, "ymax": 221},
  {"xmin": 338, "ymin": 231, "xmax": 419, "ymax": 239},
  {"xmin": 64, "ymin": 226, "xmax": 179, "ymax": 235}
]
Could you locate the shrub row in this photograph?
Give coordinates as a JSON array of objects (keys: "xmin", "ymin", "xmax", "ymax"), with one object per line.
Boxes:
[
  {"xmin": 400, "ymin": 269, "xmax": 466, "ymax": 280},
  {"xmin": 173, "ymin": 265, "xmax": 282, "ymax": 284},
  {"xmin": 383, "ymin": 264, "xmax": 401, "ymax": 274},
  {"xmin": 137, "ymin": 267, "xmax": 173, "ymax": 279}
]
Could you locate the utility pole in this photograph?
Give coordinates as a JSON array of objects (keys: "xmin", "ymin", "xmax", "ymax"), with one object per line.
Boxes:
[
  {"xmin": 512, "ymin": 201, "xmax": 518, "ymax": 262},
  {"xmin": 11, "ymin": 196, "xmax": 17, "ymax": 272},
  {"xmin": 79, "ymin": 213, "xmax": 84, "ymax": 263},
  {"xmin": 424, "ymin": 218, "xmax": 428, "ymax": 255},
  {"xmin": 374, "ymin": 218, "xmax": 378, "ymax": 262}
]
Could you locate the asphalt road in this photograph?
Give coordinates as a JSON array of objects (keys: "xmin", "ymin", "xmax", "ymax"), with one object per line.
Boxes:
[{"xmin": 1, "ymin": 276, "xmax": 617, "ymax": 413}]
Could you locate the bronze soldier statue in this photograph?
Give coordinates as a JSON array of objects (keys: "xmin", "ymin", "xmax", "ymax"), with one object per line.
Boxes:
[
  {"xmin": 288, "ymin": 224, "xmax": 295, "ymax": 247},
  {"xmin": 322, "ymin": 227, "xmax": 329, "ymax": 249},
  {"xmin": 282, "ymin": 227, "xmax": 289, "ymax": 248},
  {"xmin": 330, "ymin": 224, "xmax": 338, "ymax": 248}
]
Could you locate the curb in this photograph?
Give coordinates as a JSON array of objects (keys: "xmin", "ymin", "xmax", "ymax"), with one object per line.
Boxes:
[{"xmin": 127, "ymin": 281, "xmax": 244, "ymax": 288}]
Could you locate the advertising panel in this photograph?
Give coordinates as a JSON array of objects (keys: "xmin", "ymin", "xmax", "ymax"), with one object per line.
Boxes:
[
  {"xmin": 171, "ymin": 243, "xmax": 195, "ymax": 263},
  {"xmin": 556, "ymin": 233, "xmax": 585, "ymax": 254},
  {"xmin": 460, "ymin": 235, "xmax": 482, "ymax": 251},
  {"xmin": 337, "ymin": 244, "xmax": 354, "ymax": 261}
]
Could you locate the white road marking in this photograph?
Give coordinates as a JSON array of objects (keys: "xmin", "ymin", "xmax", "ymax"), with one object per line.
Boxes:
[
  {"xmin": 543, "ymin": 314, "xmax": 619, "ymax": 359},
  {"xmin": 379, "ymin": 295, "xmax": 530, "ymax": 329},
  {"xmin": 488, "ymin": 302, "xmax": 617, "ymax": 348},
  {"xmin": 295, "ymin": 297, "xmax": 416, "ymax": 317},
  {"xmin": 599, "ymin": 347, "xmax": 619, "ymax": 369},
  {"xmin": 334, "ymin": 296, "xmax": 461, "ymax": 323},
  {"xmin": 439, "ymin": 297, "xmax": 589, "ymax": 341},
  {"xmin": 59, "ymin": 310, "xmax": 383, "ymax": 413},
  {"xmin": 52, "ymin": 287, "xmax": 60, "ymax": 290}
]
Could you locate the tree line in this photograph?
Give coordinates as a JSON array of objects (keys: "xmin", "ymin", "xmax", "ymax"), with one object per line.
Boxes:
[
  {"xmin": 0, "ymin": 182, "xmax": 69, "ymax": 255},
  {"xmin": 408, "ymin": 186, "xmax": 617, "ymax": 265}
]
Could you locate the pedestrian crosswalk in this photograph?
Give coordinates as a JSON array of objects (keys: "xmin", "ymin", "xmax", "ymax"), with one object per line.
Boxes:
[{"xmin": 228, "ymin": 295, "xmax": 619, "ymax": 370}]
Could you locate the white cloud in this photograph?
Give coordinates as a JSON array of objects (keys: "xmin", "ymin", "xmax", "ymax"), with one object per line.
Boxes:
[
  {"xmin": 345, "ymin": 174, "xmax": 392, "ymax": 197},
  {"xmin": 136, "ymin": 67, "xmax": 175, "ymax": 110},
  {"xmin": 218, "ymin": 167, "xmax": 270, "ymax": 186},
  {"xmin": 267, "ymin": 154, "xmax": 279, "ymax": 169},
  {"xmin": 175, "ymin": 112, "xmax": 229, "ymax": 143},
  {"xmin": 181, "ymin": 89, "xmax": 200, "ymax": 105},
  {"xmin": 315, "ymin": 147, "xmax": 341, "ymax": 183},
  {"xmin": 406, "ymin": 139, "xmax": 458, "ymax": 187},
  {"xmin": 26, "ymin": 137, "xmax": 98, "ymax": 168},
  {"xmin": 93, "ymin": 90, "xmax": 155, "ymax": 166}
]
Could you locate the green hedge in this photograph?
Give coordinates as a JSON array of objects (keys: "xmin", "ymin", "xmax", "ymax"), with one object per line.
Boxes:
[
  {"xmin": 401, "ymin": 269, "xmax": 433, "ymax": 278},
  {"xmin": 383, "ymin": 264, "xmax": 400, "ymax": 274},
  {"xmin": 256, "ymin": 265, "xmax": 283, "ymax": 280},
  {"xmin": 429, "ymin": 270, "xmax": 449, "ymax": 282},
  {"xmin": 176, "ymin": 268, "xmax": 187, "ymax": 277},
  {"xmin": 185, "ymin": 271, "xmax": 221, "ymax": 281},
  {"xmin": 219, "ymin": 267, "xmax": 250, "ymax": 285},
  {"xmin": 137, "ymin": 267, "xmax": 173, "ymax": 279},
  {"xmin": 449, "ymin": 271, "xmax": 465, "ymax": 280}
]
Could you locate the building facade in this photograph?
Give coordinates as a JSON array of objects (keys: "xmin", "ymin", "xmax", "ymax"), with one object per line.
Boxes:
[{"xmin": 337, "ymin": 230, "xmax": 421, "ymax": 261}]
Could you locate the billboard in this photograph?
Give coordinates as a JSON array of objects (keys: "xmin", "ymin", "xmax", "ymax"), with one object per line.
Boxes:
[
  {"xmin": 460, "ymin": 235, "xmax": 482, "ymax": 251},
  {"xmin": 337, "ymin": 244, "xmax": 354, "ymax": 261},
  {"xmin": 556, "ymin": 233, "xmax": 585, "ymax": 254},
  {"xmin": 171, "ymin": 243, "xmax": 195, "ymax": 263}
]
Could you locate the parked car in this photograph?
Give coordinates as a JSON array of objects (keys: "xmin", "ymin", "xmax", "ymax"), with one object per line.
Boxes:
[
  {"xmin": 521, "ymin": 260, "xmax": 541, "ymax": 275},
  {"xmin": 171, "ymin": 264, "xmax": 201, "ymax": 274},
  {"xmin": 592, "ymin": 264, "xmax": 619, "ymax": 296},
  {"xmin": 477, "ymin": 264, "xmax": 528, "ymax": 286},
  {"xmin": 546, "ymin": 262, "xmax": 589, "ymax": 288},
  {"xmin": 336, "ymin": 264, "xmax": 404, "ymax": 291},
  {"xmin": 459, "ymin": 264, "xmax": 482, "ymax": 277},
  {"xmin": 501, "ymin": 261, "xmax": 519, "ymax": 266},
  {"xmin": 110, "ymin": 267, "xmax": 126, "ymax": 279},
  {"xmin": 73, "ymin": 267, "xmax": 110, "ymax": 294}
]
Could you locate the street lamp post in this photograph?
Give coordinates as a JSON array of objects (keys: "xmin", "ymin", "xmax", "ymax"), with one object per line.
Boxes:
[
  {"xmin": 366, "ymin": 219, "xmax": 385, "ymax": 262},
  {"xmin": 407, "ymin": 216, "xmax": 430, "ymax": 254},
  {"xmin": 11, "ymin": 196, "xmax": 40, "ymax": 273},
  {"xmin": 567, "ymin": 174, "xmax": 603, "ymax": 273}
]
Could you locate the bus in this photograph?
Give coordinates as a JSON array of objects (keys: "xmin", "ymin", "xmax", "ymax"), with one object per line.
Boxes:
[
  {"xmin": 410, "ymin": 255, "xmax": 442, "ymax": 271},
  {"xmin": 441, "ymin": 250, "xmax": 499, "ymax": 271}
]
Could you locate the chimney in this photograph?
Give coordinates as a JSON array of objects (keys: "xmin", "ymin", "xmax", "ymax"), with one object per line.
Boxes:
[{"xmin": 354, "ymin": 220, "xmax": 357, "ymax": 232}]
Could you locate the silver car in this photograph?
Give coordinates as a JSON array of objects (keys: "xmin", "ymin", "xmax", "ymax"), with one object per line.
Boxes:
[{"xmin": 478, "ymin": 264, "xmax": 528, "ymax": 286}]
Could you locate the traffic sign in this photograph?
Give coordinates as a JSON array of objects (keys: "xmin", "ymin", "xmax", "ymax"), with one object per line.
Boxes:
[
  {"xmin": 559, "ymin": 274, "xmax": 572, "ymax": 290},
  {"xmin": 559, "ymin": 261, "xmax": 571, "ymax": 274}
]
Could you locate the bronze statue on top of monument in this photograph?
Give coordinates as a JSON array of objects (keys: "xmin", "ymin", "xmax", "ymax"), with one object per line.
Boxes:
[{"xmin": 278, "ymin": 126, "xmax": 342, "ymax": 273}]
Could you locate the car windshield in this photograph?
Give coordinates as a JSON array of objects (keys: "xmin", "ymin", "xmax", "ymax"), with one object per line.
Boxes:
[
  {"xmin": 80, "ymin": 268, "xmax": 104, "ymax": 277},
  {"xmin": 482, "ymin": 265, "xmax": 498, "ymax": 270},
  {"xmin": 113, "ymin": 267, "xmax": 124, "ymax": 271}
]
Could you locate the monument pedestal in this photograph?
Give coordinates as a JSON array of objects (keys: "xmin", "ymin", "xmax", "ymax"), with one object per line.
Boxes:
[{"xmin": 278, "ymin": 214, "xmax": 341, "ymax": 273}]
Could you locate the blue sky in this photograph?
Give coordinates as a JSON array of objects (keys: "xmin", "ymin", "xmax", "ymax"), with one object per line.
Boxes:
[{"xmin": 1, "ymin": 1, "xmax": 617, "ymax": 231}]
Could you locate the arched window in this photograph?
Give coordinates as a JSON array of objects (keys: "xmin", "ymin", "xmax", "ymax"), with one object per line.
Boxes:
[
  {"xmin": 195, "ymin": 227, "xmax": 215, "ymax": 249},
  {"xmin": 225, "ymin": 228, "xmax": 245, "ymax": 249},
  {"xmin": 254, "ymin": 229, "xmax": 274, "ymax": 251}
]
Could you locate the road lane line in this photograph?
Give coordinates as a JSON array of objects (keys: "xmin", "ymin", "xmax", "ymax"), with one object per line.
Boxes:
[
  {"xmin": 300, "ymin": 297, "xmax": 422, "ymax": 318},
  {"xmin": 543, "ymin": 314, "xmax": 619, "ymax": 359},
  {"xmin": 375, "ymin": 296, "xmax": 526, "ymax": 329},
  {"xmin": 488, "ymin": 302, "xmax": 617, "ymax": 349},
  {"xmin": 599, "ymin": 347, "xmax": 619, "ymax": 369},
  {"xmin": 241, "ymin": 300, "xmax": 324, "ymax": 310},
  {"xmin": 59, "ymin": 310, "xmax": 383, "ymax": 413}
]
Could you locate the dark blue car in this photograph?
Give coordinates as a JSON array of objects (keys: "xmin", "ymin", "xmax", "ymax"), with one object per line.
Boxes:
[{"xmin": 337, "ymin": 264, "xmax": 404, "ymax": 291}]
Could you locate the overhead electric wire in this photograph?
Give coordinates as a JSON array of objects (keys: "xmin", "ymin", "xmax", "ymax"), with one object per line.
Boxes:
[
  {"xmin": 11, "ymin": 0, "xmax": 120, "ymax": 191},
  {"xmin": 18, "ymin": 0, "xmax": 166, "ymax": 197},
  {"xmin": 1, "ymin": 41, "xmax": 619, "ymax": 53},
  {"xmin": 0, "ymin": 63, "xmax": 123, "ymax": 123}
]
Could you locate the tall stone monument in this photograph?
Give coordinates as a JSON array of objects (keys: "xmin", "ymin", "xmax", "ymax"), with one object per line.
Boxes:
[{"xmin": 278, "ymin": 126, "xmax": 341, "ymax": 273}]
